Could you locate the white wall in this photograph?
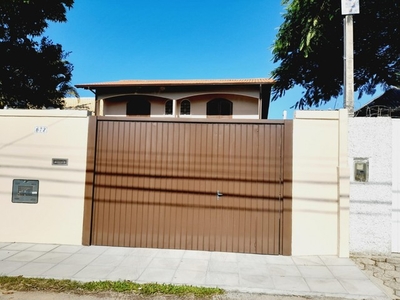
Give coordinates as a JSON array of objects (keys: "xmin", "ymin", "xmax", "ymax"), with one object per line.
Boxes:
[
  {"xmin": 0, "ymin": 110, "xmax": 89, "ymax": 245},
  {"xmin": 348, "ymin": 117, "xmax": 392, "ymax": 255},
  {"xmin": 292, "ymin": 110, "xmax": 349, "ymax": 256},
  {"xmin": 393, "ymin": 120, "xmax": 400, "ymax": 253}
]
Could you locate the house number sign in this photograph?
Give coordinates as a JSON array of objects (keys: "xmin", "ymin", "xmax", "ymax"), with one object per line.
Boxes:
[{"xmin": 34, "ymin": 126, "xmax": 48, "ymax": 134}]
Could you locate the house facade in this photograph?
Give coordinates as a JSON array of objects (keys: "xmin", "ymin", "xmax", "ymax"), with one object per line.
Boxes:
[{"xmin": 75, "ymin": 78, "xmax": 274, "ymax": 119}]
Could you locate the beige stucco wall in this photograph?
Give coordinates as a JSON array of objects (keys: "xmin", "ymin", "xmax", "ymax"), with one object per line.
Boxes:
[
  {"xmin": 103, "ymin": 101, "xmax": 126, "ymax": 116},
  {"xmin": 0, "ymin": 110, "xmax": 89, "ymax": 245},
  {"xmin": 102, "ymin": 93, "xmax": 259, "ymax": 119},
  {"xmin": 292, "ymin": 110, "xmax": 349, "ymax": 256}
]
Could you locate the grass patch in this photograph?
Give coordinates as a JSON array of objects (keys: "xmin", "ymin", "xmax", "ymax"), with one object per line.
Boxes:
[{"xmin": 0, "ymin": 276, "xmax": 224, "ymax": 297}]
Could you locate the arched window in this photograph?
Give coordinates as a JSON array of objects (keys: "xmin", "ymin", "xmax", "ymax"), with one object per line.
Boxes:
[
  {"xmin": 165, "ymin": 100, "xmax": 173, "ymax": 115},
  {"xmin": 207, "ymin": 98, "xmax": 233, "ymax": 116},
  {"xmin": 126, "ymin": 98, "xmax": 150, "ymax": 115},
  {"xmin": 180, "ymin": 100, "xmax": 191, "ymax": 115}
]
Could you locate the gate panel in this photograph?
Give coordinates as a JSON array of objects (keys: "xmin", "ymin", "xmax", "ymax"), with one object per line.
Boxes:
[{"xmin": 90, "ymin": 119, "xmax": 287, "ymax": 254}]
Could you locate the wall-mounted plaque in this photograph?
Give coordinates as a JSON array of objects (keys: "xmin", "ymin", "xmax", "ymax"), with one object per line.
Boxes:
[{"xmin": 52, "ymin": 158, "xmax": 68, "ymax": 166}]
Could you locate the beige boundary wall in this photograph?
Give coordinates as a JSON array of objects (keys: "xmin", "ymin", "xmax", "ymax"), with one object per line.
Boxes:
[
  {"xmin": 0, "ymin": 110, "xmax": 89, "ymax": 245},
  {"xmin": 0, "ymin": 109, "xmax": 350, "ymax": 256},
  {"xmin": 292, "ymin": 110, "xmax": 350, "ymax": 257}
]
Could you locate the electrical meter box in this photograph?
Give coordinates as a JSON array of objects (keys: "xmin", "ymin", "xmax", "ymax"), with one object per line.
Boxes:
[
  {"xmin": 354, "ymin": 158, "xmax": 369, "ymax": 182},
  {"xmin": 12, "ymin": 179, "xmax": 39, "ymax": 204}
]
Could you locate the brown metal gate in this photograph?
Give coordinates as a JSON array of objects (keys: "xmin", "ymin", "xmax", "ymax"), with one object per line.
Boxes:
[{"xmin": 83, "ymin": 118, "xmax": 292, "ymax": 255}]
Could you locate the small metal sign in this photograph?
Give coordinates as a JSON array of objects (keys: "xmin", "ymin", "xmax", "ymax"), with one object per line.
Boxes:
[
  {"xmin": 341, "ymin": 0, "xmax": 360, "ymax": 15},
  {"xmin": 34, "ymin": 126, "xmax": 48, "ymax": 134},
  {"xmin": 52, "ymin": 158, "xmax": 68, "ymax": 166},
  {"xmin": 12, "ymin": 179, "xmax": 39, "ymax": 204},
  {"xmin": 354, "ymin": 158, "xmax": 369, "ymax": 182}
]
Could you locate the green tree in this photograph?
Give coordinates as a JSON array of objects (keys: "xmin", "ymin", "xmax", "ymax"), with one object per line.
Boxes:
[
  {"xmin": 271, "ymin": 0, "xmax": 400, "ymax": 109},
  {"xmin": 0, "ymin": 0, "xmax": 77, "ymax": 108}
]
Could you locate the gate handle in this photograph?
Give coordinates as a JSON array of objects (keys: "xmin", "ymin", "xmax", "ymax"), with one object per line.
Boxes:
[{"xmin": 217, "ymin": 190, "xmax": 223, "ymax": 198}]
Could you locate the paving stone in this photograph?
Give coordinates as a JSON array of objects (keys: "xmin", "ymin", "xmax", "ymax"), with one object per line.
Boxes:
[
  {"xmin": 386, "ymin": 270, "xmax": 400, "ymax": 278},
  {"xmin": 367, "ymin": 275, "xmax": 386, "ymax": 290},
  {"xmin": 352, "ymin": 255, "xmax": 397, "ymax": 298},
  {"xmin": 364, "ymin": 269, "xmax": 374, "ymax": 278},
  {"xmin": 374, "ymin": 271, "xmax": 395, "ymax": 281},
  {"xmin": 388, "ymin": 258, "xmax": 400, "ymax": 265},
  {"xmin": 378, "ymin": 282, "xmax": 396, "ymax": 296},
  {"xmin": 365, "ymin": 264, "xmax": 385, "ymax": 274},
  {"xmin": 354, "ymin": 261, "xmax": 365, "ymax": 269},
  {"xmin": 371, "ymin": 277, "xmax": 394, "ymax": 296},
  {"xmin": 378, "ymin": 262, "xmax": 396, "ymax": 271},
  {"xmin": 371, "ymin": 256, "xmax": 388, "ymax": 262},
  {"xmin": 353, "ymin": 257, "xmax": 375, "ymax": 265},
  {"xmin": 385, "ymin": 280, "xmax": 400, "ymax": 290}
]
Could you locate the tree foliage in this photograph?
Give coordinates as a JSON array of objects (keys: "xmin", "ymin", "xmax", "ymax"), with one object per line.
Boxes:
[
  {"xmin": 271, "ymin": 0, "xmax": 400, "ymax": 108},
  {"xmin": 0, "ymin": 0, "xmax": 77, "ymax": 108}
]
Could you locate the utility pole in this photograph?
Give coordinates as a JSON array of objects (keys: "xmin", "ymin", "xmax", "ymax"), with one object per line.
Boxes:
[{"xmin": 341, "ymin": 0, "xmax": 360, "ymax": 117}]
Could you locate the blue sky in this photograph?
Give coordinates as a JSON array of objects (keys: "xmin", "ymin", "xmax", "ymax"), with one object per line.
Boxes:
[{"xmin": 45, "ymin": 0, "xmax": 375, "ymax": 119}]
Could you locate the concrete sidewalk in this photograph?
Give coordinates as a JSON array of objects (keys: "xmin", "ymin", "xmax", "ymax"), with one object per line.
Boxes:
[{"xmin": 0, "ymin": 243, "xmax": 388, "ymax": 299}]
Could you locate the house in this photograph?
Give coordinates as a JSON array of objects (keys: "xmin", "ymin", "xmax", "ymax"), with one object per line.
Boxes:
[
  {"xmin": 355, "ymin": 86, "xmax": 400, "ymax": 117},
  {"xmin": 75, "ymin": 78, "xmax": 275, "ymax": 118}
]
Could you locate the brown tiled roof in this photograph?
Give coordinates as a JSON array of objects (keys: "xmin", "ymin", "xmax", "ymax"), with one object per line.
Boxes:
[{"xmin": 76, "ymin": 78, "xmax": 275, "ymax": 89}]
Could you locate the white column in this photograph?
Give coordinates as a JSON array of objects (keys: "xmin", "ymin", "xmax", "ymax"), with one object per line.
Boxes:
[{"xmin": 173, "ymin": 99, "xmax": 177, "ymax": 117}]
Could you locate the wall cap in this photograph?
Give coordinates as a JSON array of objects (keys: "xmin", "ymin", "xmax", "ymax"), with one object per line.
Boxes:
[
  {"xmin": 0, "ymin": 109, "xmax": 90, "ymax": 118},
  {"xmin": 294, "ymin": 109, "xmax": 343, "ymax": 120}
]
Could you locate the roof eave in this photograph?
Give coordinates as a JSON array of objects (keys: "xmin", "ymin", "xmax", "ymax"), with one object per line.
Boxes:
[{"xmin": 75, "ymin": 78, "xmax": 276, "ymax": 89}]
